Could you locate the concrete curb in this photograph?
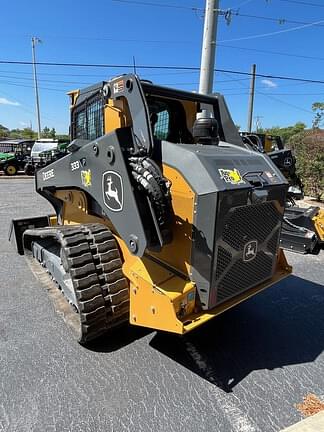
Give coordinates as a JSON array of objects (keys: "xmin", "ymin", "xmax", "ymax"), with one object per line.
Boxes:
[{"xmin": 280, "ymin": 411, "xmax": 324, "ymax": 431}]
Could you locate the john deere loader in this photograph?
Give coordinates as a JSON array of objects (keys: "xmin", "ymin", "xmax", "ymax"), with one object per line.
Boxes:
[{"xmin": 10, "ymin": 74, "xmax": 292, "ymax": 343}]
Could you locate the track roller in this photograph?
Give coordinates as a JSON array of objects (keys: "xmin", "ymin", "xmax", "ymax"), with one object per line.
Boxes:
[{"xmin": 24, "ymin": 223, "xmax": 130, "ymax": 343}]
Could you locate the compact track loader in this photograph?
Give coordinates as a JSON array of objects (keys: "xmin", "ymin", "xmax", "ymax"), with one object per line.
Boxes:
[
  {"xmin": 10, "ymin": 74, "xmax": 292, "ymax": 343},
  {"xmin": 241, "ymin": 132, "xmax": 324, "ymax": 254}
]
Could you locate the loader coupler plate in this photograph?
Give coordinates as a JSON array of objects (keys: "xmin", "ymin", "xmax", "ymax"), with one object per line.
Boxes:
[
  {"xmin": 9, "ymin": 216, "xmax": 50, "ymax": 255},
  {"xmin": 280, "ymin": 206, "xmax": 324, "ymax": 253}
]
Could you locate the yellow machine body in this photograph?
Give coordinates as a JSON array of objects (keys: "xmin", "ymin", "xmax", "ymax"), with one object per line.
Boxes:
[
  {"xmin": 55, "ymin": 87, "xmax": 293, "ymax": 335},
  {"xmin": 52, "ymin": 183, "xmax": 292, "ymax": 335},
  {"xmin": 313, "ymin": 208, "xmax": 324, "ymax": 242},
  {"xmin": 31, "ymin": 81, "xmax": 292, "ymax": 337}
]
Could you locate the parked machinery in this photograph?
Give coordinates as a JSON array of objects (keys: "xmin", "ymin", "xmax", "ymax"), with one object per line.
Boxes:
[
  {"xmin": 24, "ymin": 139, "xmax": 69, "ymax": 175},
  {"xmin": 10, "ymin": 74, "xmax": 292, "ymax": 343},
  {"xmin": 240, "ymin": 132, "xmax": 324, "ymax": 254},
  {"xmin": 0, "ymin": 139, "xmax": 34, "ymax": 175},
  {"xmin": 240, "ymin": 133, "xmax": 303, "ymax": 202}
]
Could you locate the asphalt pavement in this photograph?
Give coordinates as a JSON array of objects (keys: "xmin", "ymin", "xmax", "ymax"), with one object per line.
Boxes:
[{"xmin": 0, "ymin": 178, "xmax": 323, "ymax": 432}]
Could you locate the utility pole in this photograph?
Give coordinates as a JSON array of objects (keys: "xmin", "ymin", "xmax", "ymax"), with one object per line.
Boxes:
[
  {"xmin": 247, "ymin": 64, "xmax": 256, "ymax": 133},
  {"xmin": 254, "ymin": 115, "xmax": 263, "ymax": 132},
  {"xmin": 199, "ymin": 0, "xmax": 219, "ymax": 95},
  {"xmin": 31, "ymin": 37, "xmax": 42, "ymax": 139},
  {"xmin": 132, "ymin": 56, "xmax": 137, "ymax": 74}
]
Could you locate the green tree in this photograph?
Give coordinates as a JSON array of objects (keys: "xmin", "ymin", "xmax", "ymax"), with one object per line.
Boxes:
[
  {"xmin": 288, "ymin": 131, "xmax": 324, "ymax": 201},
  {"xmin": 9, "ymin": 128, "xmax": 23, "ymax": 138},
  {"xmin": 21, "ymin": 128, "xmax": 37, "ymax": 139},
  {"xmin": 41, "ymin": 126, "xmax": 51, "ymax": 138},
  {"xmin": 56, "ymin": 134, "xmax": 70, "ymax": 141},
  {"xmin": 312, "ymin": 102, "xmax": 324, "ymax": 128},
  {"xmin": 0, "ymin": 124, "xmax": 9, "ymax": 137},
  {"xmin": 264, "ymin": 122, "xmax": 306, "ymax": 144}
]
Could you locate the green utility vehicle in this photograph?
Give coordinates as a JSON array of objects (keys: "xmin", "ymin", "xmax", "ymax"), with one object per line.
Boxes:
[{"xmin": 0, "ymin": 140, "xmax": 34, "ymax": 175}]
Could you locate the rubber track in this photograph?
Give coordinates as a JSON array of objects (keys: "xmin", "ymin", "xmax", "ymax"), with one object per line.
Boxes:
[{"xmin": 33, "ymin": 224, "xmax": 129, "ymax": 343}]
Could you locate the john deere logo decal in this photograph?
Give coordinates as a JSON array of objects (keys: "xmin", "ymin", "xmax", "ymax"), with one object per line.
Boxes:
[
  {"xmin": 243, "ymin": 240, "xmax": 258, "ymax": 262},
  {"xmin": 284, "ymin": 157, "xmax": 293, "ymax": 167},
  {"xmin": 102, "ymin": 171, "xmax": 123, "ymax": 212},
  {"xmin": 81, "ymin": 169, "xmax": 92, "ymax": 187},
  {"xmin": 219, "ymin": 168, "xmax": 245, "ymax": 185}
]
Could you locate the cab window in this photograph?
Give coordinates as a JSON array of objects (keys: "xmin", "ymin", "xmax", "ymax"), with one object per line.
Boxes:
[{"xmin": 72, "ymin": 94, "xmax": 104, "ymax": 140}]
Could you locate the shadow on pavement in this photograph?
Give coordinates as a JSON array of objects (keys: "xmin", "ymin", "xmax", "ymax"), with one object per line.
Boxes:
[
  {"xmin": 86, "ymin": 323, "xmax": 153, "ymax": 353},
  {"xmin": 149, "ymin": 275, "xmax": 324, "ymax": 392}
]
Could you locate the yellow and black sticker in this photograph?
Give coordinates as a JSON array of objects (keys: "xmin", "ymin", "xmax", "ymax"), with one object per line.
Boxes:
[
  {"xmin": 218, "ymin": 168, "xmax": 245, "ymax": 185},
  {"xmin": 81, "ymin": 169, "xmax": 92, "ymax": 187}
]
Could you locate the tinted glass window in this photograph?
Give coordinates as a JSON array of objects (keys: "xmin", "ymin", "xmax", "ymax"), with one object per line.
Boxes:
[
  {"xmin": 87, "ymin": 99, "xmax": 103, "ymax": 141},
  {"xmin": 146, "ymin": 95, "xmax": 195, "ymax": 144},
  {"xmin": 76, "ymin": 111, "xmax": 87, "ymax": 139},
  {"xmin": 73, "ymin": 94, "xmax": 104, "ymax": 140},
  {"xmin": 154, "ymin": 110, "xmax": 169, "ymax": 140}
]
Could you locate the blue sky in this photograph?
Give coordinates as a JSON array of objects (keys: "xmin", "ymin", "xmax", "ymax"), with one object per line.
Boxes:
[{"xmin": 1, "ymin": 0, "xmax": 324, "ymax": 133}]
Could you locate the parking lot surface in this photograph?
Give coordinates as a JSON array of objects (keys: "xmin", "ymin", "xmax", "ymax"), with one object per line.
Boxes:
[{"xmin": 0, "ymin": 178, "xmax": 323, "ymax": 432}]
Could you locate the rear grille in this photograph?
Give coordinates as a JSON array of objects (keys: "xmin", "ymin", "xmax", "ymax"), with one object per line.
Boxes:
[
  {"xmin": 215, "ymin": 246, "xmax": 232, "ymax": 281},
  {"xmin": 213, "ymin": 201, "xmax": 282, "ymax": 305},
  {"xmin": 222, "ymin": 202, "xmax": 280, "ymax": 251},
  {"xmin": 217, "ymin": 252, "xmax": 273, "ymax": 302}
]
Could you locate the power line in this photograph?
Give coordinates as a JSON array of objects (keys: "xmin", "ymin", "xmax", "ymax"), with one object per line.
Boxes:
[
  {"xmin": 0, "ymin": 69, "xmax": 202, "ymax": 79},
  {"xmin": 0, "ymin": 76, "xmax": 317, "ymax": 95},
  {"xmin": 219, "ymin": 70, "xmax": 314, "ymax": 115},
  {"xmin": 230, "ymin": 0, "xmax": 255, "ymax": 7},
  {"xmin": 236, "ymin": 11, "xmax": 324, "ymax": 28},
  {"xmin": 2, "ymin": 32, "xmax": 324, "ymax": 66},
  {"xmin": 253, "ymin": 91, "xmax": 324, "ymax": 95},
  {"xmin": 111, "ymin": 0, "xmax": 324, "ymax": 33},
  {"xmin": 1, "ymin": 60, "xmax": 322, "ymax": 87},
  {"xmin": 219, "ymin": 18, "xmax": 324, "ymax": 42},
  {"xmin": 0, "ymin": 78, "xmax": 318, "ymax": 118},
  {"xmin": 279, "ymin": 0, "xmax": 324, "ymax": 8},
  {"xmin": 218, "ymin": 44, "xmax": 324, "ymax": 63},
  {"xmin": 113, "ymin": 0, "xmax": 324, "ymax": 34},
  {"xmin": 257, "ymin": 92, "xmax": 313, "ymax": 114},
  {"xmin": 111, "ymin": 0, "xmax": 202, "ymax": 10},
  {"xmin": 0, "ymin": 74, "xmax": 92, "ymax": 86},
  {"xmin": 2, "ymin": 59, "xmax": 324, "ymax": 85},
  {"xmin": 0, "ymin": 32, "xmax": 191, "ymax": 44},
  {"xmin": 0, "ymin": 80, "xmax": 68, "ymax": 92}
]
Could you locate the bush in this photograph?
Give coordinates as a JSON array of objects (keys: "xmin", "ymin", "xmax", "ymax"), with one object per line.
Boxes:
[{"xmin": 288, "ymin": 131, "xmax": 324, "ymax": 201}]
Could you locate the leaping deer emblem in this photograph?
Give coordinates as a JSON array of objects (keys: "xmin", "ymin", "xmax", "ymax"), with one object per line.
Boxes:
[
  {"xmin": 105, "ymin": 176, "xmax": 122, "ymax": 209},
  {"xmin": 246, "ymin": 243, "xmax": 256, "ymax": 258}
]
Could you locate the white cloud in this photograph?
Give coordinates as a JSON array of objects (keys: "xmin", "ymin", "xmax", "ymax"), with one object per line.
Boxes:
[
  {"xmin": 19, "ymin": 121, "xmax": 28, "ymax": 127},
  {"xmin": 261, "ymin": 79, "xmax": 277, "ymax": 88},
  {"xmin": 0, "ymin": 97, "xmax": 21, "ymax": 106}
]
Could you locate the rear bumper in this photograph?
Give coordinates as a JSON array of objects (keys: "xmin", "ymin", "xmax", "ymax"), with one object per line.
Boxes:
[
  {"xmin": 182, "ymin": 249, "xmax": 292, "ymax": 334},
  {"xmin": 128, "ymin": 248, "xmax": 292, "ymax": 335}
]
